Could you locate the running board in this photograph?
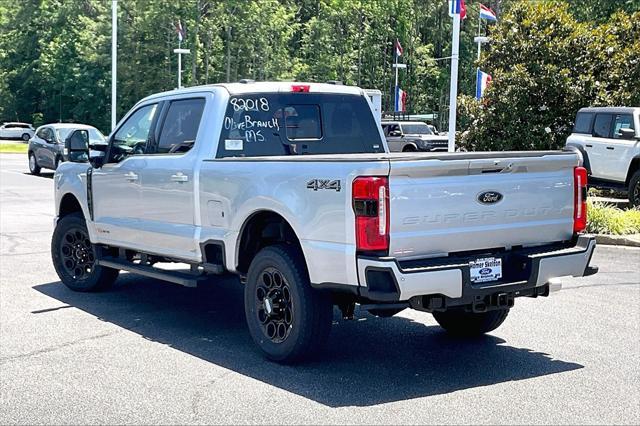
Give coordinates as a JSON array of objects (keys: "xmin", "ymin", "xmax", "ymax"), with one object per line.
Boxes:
[{"xmin": 97, "ymin": 258, "xmax": 205, "ymax": 287}]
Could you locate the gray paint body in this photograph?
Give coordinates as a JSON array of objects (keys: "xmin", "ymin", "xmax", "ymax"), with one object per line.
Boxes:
[{"xmin": 55, "ymin": 83, "xmax": 593, "ymax": 296}]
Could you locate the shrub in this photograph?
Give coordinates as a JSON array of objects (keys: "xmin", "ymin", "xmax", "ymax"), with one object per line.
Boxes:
[{"xmin": 586, "ymin": 201, "xmax": 640, "ymax": 235}]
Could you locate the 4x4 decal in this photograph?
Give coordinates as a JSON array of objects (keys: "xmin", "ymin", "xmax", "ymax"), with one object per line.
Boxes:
[{"xmin": 306, "ymin": 179, "xmax": 341, "ymax": 192}]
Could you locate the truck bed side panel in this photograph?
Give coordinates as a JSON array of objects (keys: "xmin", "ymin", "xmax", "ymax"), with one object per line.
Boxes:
[{"xmin": 198, "ymin": 159, "xmax": 389, "ymax": 286}]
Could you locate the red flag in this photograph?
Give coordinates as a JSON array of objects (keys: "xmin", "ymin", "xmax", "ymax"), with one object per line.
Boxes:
[
  {"xmin": 451, "ymin": 0, "xmax": 467, "ymax": 20},
  {"xmin": 395, "ymin": 39, "xmax": 403, "ymax": 57},
  {"xmin": 175, "ymin": 20, "xmax": 185, "ymax": 42}
]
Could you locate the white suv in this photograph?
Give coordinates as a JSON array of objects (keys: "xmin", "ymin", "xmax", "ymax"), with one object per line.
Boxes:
[
  {"xmin": 566, "ymin": 107, "xmax": 640, "ymax": 206},
  {"xmin": 0, "ymin": 122, "xmax": 35, "ymax": 141}
]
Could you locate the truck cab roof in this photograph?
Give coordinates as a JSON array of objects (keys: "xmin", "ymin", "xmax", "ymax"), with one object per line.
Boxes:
[{"xmin": 138, "ymin": 81, "xmax": 365, "ymax": 104}]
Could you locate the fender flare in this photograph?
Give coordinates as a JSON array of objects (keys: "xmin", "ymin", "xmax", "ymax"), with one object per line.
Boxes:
[
  {"xmin": 625, "ymin": 155, "xmax": 640, "ymax": 185},
  {"xmin": 402, "ymin": 142, "xmax": 419, "ymax": 152},
  {"xmin": 233, "ymin": 208, "xmax": 305, "ymax": 273}
]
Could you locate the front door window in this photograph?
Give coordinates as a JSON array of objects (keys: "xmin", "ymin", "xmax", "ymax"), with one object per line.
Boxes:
[{"xmin": 108, "ymin": 104, "xmax": 158, "ymax": 163}]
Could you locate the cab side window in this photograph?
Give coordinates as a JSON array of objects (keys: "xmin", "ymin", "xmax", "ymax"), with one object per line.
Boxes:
[
  {"xmin": 388, "ymin": 124, "xmax": 400, "ymax": 135},
  {"xmin": 109, "ymin": 104, "xmax": 158, "ymax": 163},
  {"xmin": 612, "ymin": 114, "xmax": 634, "ymax": 139},
  {"xmin": 156, "ymin": 98, "xmax": 205, "ymax": 154},
  {"xmin": 592, "ymin": 113, "xmax": 613, "ymax": 139}
]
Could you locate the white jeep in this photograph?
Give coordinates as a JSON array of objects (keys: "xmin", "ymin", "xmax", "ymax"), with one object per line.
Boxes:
[{"xmin": 566, "ymin": 107, "xmax": 640, "ymax": 206}]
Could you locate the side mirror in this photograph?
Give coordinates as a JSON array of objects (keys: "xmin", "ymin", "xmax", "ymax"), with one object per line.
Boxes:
[
  {"xmin": 389, "ymin": 130, "xmax": 401, "ymax": 137},
  {"xmin": 618, "ymin": 128, "xmax": 637, "ymax": 140},
  {"xmin": 65, "ymin": 129, "xmax": 90, "ymax": 163}
]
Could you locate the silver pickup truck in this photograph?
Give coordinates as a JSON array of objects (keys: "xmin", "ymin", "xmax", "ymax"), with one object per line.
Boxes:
[{"xmin": 52, "ymin": 82, "xmax": 597, "ymax": 363}]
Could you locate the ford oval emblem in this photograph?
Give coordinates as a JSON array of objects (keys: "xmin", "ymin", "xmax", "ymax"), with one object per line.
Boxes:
[
  {"xmin": 477, "ymin": 191, "xmax": 503, "ymax": 205},
  {"xmin": 479, "ymin": 268, "xmax": 492, "ymax": 275}
]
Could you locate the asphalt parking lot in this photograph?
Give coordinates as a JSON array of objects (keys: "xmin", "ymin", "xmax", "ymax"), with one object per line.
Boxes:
[{"xmin": 1, "ymin": 153, "xmax": 639, "ymax": 424}]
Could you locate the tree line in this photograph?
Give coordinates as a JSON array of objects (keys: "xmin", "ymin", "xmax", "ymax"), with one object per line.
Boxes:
[{"xmin": 0, "ymin": 0, "xmax": 638, "ymax": 151}]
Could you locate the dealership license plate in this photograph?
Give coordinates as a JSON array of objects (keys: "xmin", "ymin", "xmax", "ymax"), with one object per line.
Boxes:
[{"xmin": 469, "ymin": 257, "xmax": 502, "ymax": 283}]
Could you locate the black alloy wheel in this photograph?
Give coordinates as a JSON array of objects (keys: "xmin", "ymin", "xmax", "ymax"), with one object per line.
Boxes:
[
  {"xmin": 244, "ymin": 244, "xmax": 332, "ymax": 363},
  {"xmin": 255, "ymin": 267, "xmax": 294, "ymax": 343},
  {"xmin": 59, "ymin": 226, "xmax": 95, "ymax": 281},
  {"xmin": 51, "ymin": 212, "xmax": 119, "ymax": 291},
  {"xmin": 630, "ymin": 170, "xmax": 640, "ymax": 207}
]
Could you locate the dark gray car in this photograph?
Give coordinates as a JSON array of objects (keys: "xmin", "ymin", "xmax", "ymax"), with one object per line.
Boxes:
[{"xmin": 28, "ymin": 124, "xmax": 106, "ymax": 174}]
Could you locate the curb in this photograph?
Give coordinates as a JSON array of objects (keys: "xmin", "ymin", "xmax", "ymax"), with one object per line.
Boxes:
[{"xmin": 595, "ymin": 234, "xmax": 640, "ymax": 248}]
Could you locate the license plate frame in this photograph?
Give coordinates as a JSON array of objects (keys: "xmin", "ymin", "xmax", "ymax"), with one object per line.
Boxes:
[{"xmin": 469, "ymin": 257, "xmax": 503, "ymax": 284}]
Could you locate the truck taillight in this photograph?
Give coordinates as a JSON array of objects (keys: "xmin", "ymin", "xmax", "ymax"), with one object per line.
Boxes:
[
  {"xmin": 574, "ymin": 166, "xmax": 588, "ymax": 233},
  {"xmin": 353, "ymin": 176, "xmax": 389, "ymax": 252}
]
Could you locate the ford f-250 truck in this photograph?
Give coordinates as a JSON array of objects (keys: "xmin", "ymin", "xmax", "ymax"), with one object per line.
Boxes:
[{"xmin": 52, "ymin": 82, "xmax": 598, "ymax": 363}]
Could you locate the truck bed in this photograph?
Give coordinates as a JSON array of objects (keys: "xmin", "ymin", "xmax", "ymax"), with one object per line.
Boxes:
[
  {"xmin": 205, "ymin": 150, "xmax": 580, "ymax": 261},
  {"xmin": 208, "ymin": 150, "xmax": 573, "ymax": 162}
]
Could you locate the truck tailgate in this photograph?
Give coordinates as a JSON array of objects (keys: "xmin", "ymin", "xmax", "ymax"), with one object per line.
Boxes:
[{"xmin": 388, "ymin": 153, "xmax": 580, "ymax": 259}]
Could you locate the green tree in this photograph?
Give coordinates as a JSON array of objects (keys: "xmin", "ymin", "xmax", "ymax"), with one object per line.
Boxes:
[{"xmin": 460, "ymin": 1, "xmax": 640, "ymax": 151}]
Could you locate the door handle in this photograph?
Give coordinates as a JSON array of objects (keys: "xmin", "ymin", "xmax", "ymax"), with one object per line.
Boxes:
[
  {"xmin": 124, "ymin": 171, "xmax": 138, "ymax": 182},
  {"xmin": 170, "ymin": 172, "xmax": 189, "ymax": 183},
  {"xmin": 606, "ymin": 146, "xmax": 615, "ymax": 150},
  {"xmin": 585, "ymin": 144, "xmax": 593, "ymax": 148}
]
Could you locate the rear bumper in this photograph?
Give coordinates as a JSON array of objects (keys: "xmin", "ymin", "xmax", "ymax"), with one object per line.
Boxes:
[{"xmin": 356, "ymin": 235, "xmax": 597, "ymax": 309}]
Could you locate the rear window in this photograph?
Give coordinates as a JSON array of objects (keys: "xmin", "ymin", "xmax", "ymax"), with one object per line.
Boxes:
[
  {"xmin": 285, "ymin": 105, "xmax": 322, "ymax": 140},
  {"xmin": 573, "ymin": 112, "xmax": 594, "ymax": 134},
  {"xmin": 216, "ymin": 93, "xmax": 384, "ymax": 157},
  {"xmin": 56, "ymin": 128, "xmax": 104, "ymax": 144}
]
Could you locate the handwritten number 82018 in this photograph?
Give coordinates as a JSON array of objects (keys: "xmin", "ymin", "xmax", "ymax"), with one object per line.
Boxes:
[{"xmin": 230, "ymin": 98, "xmax": 270, "ymax": 112}]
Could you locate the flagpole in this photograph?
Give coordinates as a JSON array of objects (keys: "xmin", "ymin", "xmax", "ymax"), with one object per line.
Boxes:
[
  {"xmin": 394, "ymin": 47, "xmax": 399, "ymax": 115},
  {"xmin": 111, "ymin": 0, "xmax": 117, "ymax": 131},
  {"xmin": 476, "ymin": 7, "xmax": 481, "ymax": 100},
  {"xmin": 177, "ymin": 39, "xmax": 182, "ymax": 89},
  {"xmin": 173, "ymin": 25, "xmax": 189, "ymax": 90},
  {"xmin": 477, "ymin": 9, "xmax": 482, "ymax": 61},
  {"xmin": 447, "ymin": 12, "xmax": 460, "ymax": 153}
]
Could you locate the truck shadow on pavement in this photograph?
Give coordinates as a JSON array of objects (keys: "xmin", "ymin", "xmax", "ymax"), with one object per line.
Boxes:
[
  {"xmin": 34, "ymin": 274, "xmax": 583, "ymax": 407},
  {"xmin": 23, "ymin": 172, "xmax": 54, "ymax": 179}
]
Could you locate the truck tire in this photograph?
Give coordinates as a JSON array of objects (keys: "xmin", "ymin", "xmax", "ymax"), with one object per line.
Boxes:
[
  {"xmin": 432, "ymin": 308, "xmax": 509, "ymax": 336},
  {"xmin": 244, "ymin": 244, "xmax": 332, "ymax": 363},
  {"xmin": 51, "ymin": 212, "xmax": 119, "ymax": 292},
  {"xmin": 629, "ymin": 170, "xmax": 640, "ymax": 207},
  {"xmin": 28, "ymin": 152, "xmax": 40, "ymax": 175}
]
